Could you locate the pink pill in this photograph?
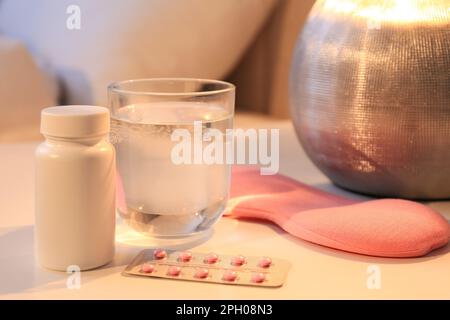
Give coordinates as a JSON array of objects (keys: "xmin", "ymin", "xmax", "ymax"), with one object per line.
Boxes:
[
  {"xmin": 204, "ymin": 253, "xmax": 219, "ymax": 264},
  {"xmin": 258, "ymin": 257, "xmax": 272, "ymax": 268},
  {"xmin": 251, "ymin": 272, "xmax": 266, "ymax": 283},
  {"xmin": 140, "ymin": 263, "xmax": 155, "ymax": 274},
  {"xmin": 153, "ymin": 249, "xmax": 167, "ymax": 259},
  {"xmin": 222, "ymin": 270, "xmax": 237, "ymax": 282},
  {"xmin": 178, "ymin": 251, "xmax": 193, "ymax": 262},
  {"xmin": 167, "ymin": 266, "xmax": 182, "ymax": 276},
  {"xmin": 231, "ymin": 255, "xmax": 246, "ymax": 266},
  {"xmin": 194, "ymin": 268, "xmax": 209, "ymax": 279}
]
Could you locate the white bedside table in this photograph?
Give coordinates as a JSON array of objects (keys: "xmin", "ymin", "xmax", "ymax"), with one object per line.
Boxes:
[{"xmin": 1, "ymin": 113, "xmax": 450, "ymax": 299}]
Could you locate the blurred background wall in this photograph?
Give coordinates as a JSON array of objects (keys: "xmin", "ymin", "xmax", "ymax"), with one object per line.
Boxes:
[
  {"xmin": 0, "ymin": 0, "xmax": 315, "ymax": 141},
  {"xmin": 230, "ymin": 0, "xmax": 316, "ymax": 118}
]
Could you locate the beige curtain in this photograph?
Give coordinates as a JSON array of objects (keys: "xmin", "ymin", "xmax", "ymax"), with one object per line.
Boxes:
[{"xmin": 228, "ymin": 0, "xmax": 316, "ymax": 118}]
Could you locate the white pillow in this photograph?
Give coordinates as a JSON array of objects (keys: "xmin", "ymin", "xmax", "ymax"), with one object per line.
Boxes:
[
  {"xmin": 0, "ymin": 36, "xmax": 58, "ymax": 142},
  {"xmin": 0, "ymin": 0, "xmax": 277, "ymax": 106}
]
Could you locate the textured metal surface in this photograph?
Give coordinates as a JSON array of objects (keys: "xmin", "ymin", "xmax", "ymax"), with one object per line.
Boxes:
[{"xmin": 290, "ymin": 0, "xmax": 450, "ymax": 199}]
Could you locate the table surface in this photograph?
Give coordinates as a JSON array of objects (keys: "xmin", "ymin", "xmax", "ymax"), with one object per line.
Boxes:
[{"xmin": 1, "ymin": 113, "xmax": 450, "ymax": 300}]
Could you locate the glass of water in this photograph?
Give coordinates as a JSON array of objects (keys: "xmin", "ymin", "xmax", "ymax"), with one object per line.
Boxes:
[{"xmin": 108, "ymin": 78, "xmax": 235, "ymax": 239}]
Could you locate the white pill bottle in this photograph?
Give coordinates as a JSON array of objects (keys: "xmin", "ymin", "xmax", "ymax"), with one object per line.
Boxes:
[{"xmin": 35, "ymin": 106, "xmax": 115, "ymax": 271}]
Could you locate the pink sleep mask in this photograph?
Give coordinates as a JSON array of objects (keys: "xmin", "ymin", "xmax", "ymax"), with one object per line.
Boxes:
[{"xmin": 227, "ymin": 166, "xmax": 450, "ymax": 258}]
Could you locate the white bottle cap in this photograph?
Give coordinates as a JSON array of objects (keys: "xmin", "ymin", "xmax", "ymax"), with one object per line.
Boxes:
[{"xmin": 40, "ymin": 105, "xmax": 110, "ymax": 138}]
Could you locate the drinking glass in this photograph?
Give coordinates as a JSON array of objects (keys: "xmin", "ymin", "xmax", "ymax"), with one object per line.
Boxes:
[{"xmin": 108, "ymin": 78, "xmax": 235, "ymax": 238}]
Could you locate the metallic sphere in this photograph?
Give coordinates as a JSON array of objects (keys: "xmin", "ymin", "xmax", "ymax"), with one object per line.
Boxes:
[{"xmin": 290, "ymin": 0, "xmax": 450, "ymax": 199}]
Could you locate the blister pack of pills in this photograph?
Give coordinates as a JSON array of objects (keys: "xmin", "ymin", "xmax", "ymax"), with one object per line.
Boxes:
[{"xmin": 123, "ymin": 249, "xmax": 291, "ymax": 287}]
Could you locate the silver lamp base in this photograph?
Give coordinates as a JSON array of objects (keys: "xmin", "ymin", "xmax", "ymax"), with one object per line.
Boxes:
[{"xmin": 290, "ymin": 0, "xmax": 450, "ymax": 199}]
